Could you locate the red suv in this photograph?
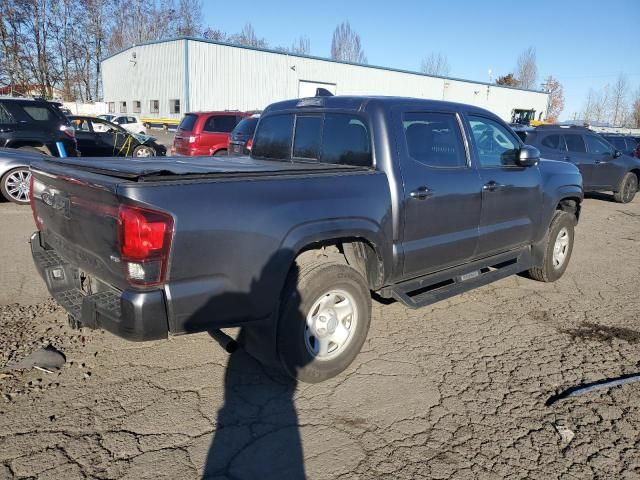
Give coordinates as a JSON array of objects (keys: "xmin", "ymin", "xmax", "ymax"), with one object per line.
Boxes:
[{"xmin": 172, "ymin": 111, "xmax": 248, "ymax": 156}]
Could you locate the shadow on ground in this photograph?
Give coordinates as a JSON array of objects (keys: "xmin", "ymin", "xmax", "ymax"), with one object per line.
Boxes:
[{"xmin": 183, "ymin": 253, "xmax": 310, "ymax": 479}]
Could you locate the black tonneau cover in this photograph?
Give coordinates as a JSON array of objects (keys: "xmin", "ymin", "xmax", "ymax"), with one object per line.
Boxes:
[{"xmin": 43, "ymin": 155, "xmax": 365, "ymax": 181}]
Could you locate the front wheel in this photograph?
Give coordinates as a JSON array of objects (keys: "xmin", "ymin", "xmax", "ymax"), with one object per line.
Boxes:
[
  {"xmin": 528, "ymin": 210, "xmax": 575, "ymax": 282},
  {"xmin": 278, "ymin": 261, "xmax": 371, "ymax": 383},
  {"xmin": 133, "ymin": 145, "xmax": 156, "ymax": 157},
  {"xmin": 1, "ymin": 167, "xmax": 31, "ymax": 204},
  {"xmin": 614, "ymin": 172, "xmax": 638, "ymax": 203}
]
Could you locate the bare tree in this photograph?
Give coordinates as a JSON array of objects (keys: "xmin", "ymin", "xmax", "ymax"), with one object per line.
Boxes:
[
  {"xmin": 203, "ymin": 28, "xmax": 228, "ymax": 42},
  {"xmin": 593, "ymin": 85, "xmax": 611, "ymax": 123},
  {"xmin": 631, "ymin": 87, "xmax": 640, "ymax": 128},
  {"xmin": 515, "ymin": 46, "xmax": 537, "ymax": 90},
  {"xmin": 330, "ymin": 21, "xmax": 367, "ymax": 64},
  {"xmin": 420, "ymin": 52, "xmax": 450, "ymax": 77},
  {"xmin": 229, "ymin": 23, "xmax": 268, "ymax": 48},
  {"xmin": 609, "ymin": 73, "xmax": 629, "ymax": 126},
  {"xmin": 542, "ymin": 76, "xmax": 564, "ymax": 122},
  {"xmin": 175, "ymin": 0, "xmax": 202, "ymax": 36},
  {"xmin": 495, "ymin": 73, "xmax": 519, "ymax": 87},
  {"xmin": 290, "ymin": 36, "xmax": 310, "ymax": 55}
]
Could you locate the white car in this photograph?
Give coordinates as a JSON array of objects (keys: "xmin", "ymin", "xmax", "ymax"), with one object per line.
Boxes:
[{"xmin": 97, "ymin": 114, "xmax": 146, "ymax": 134}]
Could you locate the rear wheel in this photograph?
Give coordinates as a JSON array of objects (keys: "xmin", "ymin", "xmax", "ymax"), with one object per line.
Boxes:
[
  {"xmin": 528, "ymin": 210, "xmax": 575, "ymax": 282},
  {"xmin": 277, "ymin": 260, "xmax": 371, "ymax": 383},
  {"xmin": 1, "ymin": 167, "xmax": 31, "ymax": 204},
  {"xmin": 614, "ymin": 172, "xmax": 638, "ymax": 203},
  {"xmin": 133, "ymin": 145, "xmax": 156, "ymax": 157}
]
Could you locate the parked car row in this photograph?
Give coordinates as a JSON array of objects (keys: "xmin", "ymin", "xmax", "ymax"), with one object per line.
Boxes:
[{"xmin": 519, "ymin": 125, "xmax": 640, "ymax": 203}]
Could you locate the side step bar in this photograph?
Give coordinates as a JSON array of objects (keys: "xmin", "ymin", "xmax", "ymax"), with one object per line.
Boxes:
[{"xmin": 380, "ymin": 248, "xmax": 532, "ymax": 309}]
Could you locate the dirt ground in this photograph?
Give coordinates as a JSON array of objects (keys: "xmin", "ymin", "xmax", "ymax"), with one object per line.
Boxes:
[{"xmin": 0, "ymin": 195, "xmax": 639, "ymax": 479}]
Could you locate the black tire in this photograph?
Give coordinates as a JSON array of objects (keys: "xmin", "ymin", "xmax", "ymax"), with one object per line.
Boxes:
[
  {"xmin": 528, "ymin": 210, "xmax": 575, "ymax": 282},
  {"xmin": 613, "ymin": 172, "xmax": 638, "ymax": 203},
  {"xmin": 277, "ymin": 260, "xmax": 371, "ymax": 383},
  {"xmin": 1, "ymin": 167, "xmax": 31, "ymax": 204},
  {"xmin": 213, "ymin": 149, "xmax": 227, "ymax": 157},
  {"xmin": 132, "ymin": 145, "xmax": 156, "ymax": 157}
]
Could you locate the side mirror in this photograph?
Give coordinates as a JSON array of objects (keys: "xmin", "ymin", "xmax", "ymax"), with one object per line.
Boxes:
[
  {"xmin": 613, "ymin": 150, "xmax": 622, "ymax": 158},
  {"xmin": 518, "ymin": 145, "xmax": 540, "ymax": 166}
]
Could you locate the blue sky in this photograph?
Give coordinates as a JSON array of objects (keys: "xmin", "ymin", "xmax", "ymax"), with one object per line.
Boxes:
[{"xmin": 202, "ymin": 0, "xmax": 639, "ymax": 120}]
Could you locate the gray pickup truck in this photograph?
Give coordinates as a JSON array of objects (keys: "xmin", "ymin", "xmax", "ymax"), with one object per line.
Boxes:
[{"xmin": 29, "ymin": 96, "xmax": 583, "ymax": 382}]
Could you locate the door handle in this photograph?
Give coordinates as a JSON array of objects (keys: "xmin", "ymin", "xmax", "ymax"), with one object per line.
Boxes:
[
  {"xmin": 563, "ymin": 156, "xmax": 571, "ymax": 161},
  {"xmin": 482, "ymin": 181, "xmax": 506, "ymax": 192},
  {"xmin": 409, "ymin": 186, "xmax": 433, "ymax": 200},
  {"xmin": 0, "ymin": 128, "xmax": 13, "ymax": 133}
]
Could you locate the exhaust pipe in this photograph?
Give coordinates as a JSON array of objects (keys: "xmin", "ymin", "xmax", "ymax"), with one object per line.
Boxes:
[{"xmin": 208, "ymin": 329, "xmax": 238, "ymax": 354}]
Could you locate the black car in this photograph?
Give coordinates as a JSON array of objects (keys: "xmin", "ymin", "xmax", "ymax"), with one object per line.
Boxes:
[
  {"xmin": 524, "ymin": 125, "xmax": 640, "ymax": 203},
  {"xmin": 0, "ymin": 97, "xmax": 78, "ymax": 156},
  {"xmin": 601, "ymin": 134, "xmax": 638, "ymax": 157},
  {"xmin": 228, "ymin": 116, "xmax": 259, "ymax": 156},
  {"xmin": 69, "ymin": 116, "xmax": 166, "ymax": 157}
]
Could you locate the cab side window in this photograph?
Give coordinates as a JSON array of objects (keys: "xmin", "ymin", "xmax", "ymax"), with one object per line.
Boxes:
[
  {"xmin": 468, "ymin": 116, "xmax": 519, "ymax": 167},
  {"xmin": 585, "ymin": 135, "xmax": 613, "ymax": 155}
]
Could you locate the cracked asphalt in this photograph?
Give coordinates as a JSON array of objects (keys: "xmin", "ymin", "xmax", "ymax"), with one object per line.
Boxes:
[{"xmin": 0, "ymin": 195, "xmax": 639, "ymax": 479}]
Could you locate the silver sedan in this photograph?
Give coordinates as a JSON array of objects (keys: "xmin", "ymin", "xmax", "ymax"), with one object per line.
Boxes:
[{"xmin": 0, "ymin": 148, "xmax": 44, "ymax": 205}]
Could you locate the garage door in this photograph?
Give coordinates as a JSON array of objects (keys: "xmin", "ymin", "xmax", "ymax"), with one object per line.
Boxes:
[{"xmin": 298, "ymin": 81, "xmax": 337, "ymax": 98}]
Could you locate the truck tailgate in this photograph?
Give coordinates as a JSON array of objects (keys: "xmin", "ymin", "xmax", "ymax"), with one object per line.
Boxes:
[{"xmin": 31, "ymin": 163, "xmax": 127, "ymax": 290}]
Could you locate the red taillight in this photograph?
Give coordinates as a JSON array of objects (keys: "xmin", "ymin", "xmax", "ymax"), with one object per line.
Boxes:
[
  {"xmin": 118, "ymin": 204, "xmax": 173, "ymax": 286},
  {"xmin": 29, "ymin": 174, "xmax": 43, "ymax": 230},
  {"xmin": 246, "ymin": 138, "xmax": 253, "ymax": 151},
  {"xmin": 60, "ymin": 124, "xmax": 75, "ymax": 138}
]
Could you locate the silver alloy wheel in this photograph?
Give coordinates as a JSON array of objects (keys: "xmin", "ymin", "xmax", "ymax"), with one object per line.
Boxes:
[
  {"xmin": 624, "ymin": 175, "xmax": 638, "ymax": 203},
  {"xmin": 552, "ymin": 227, "xmax": 570, "ymax": 269},
  {"xmin": 135, "ymin": 146, "xmax": 154, "ymax": 157},
  {"xmin": 305, "ymin": 289, "xmax": 358, "ymax": 361},
  {"xmin": 4, "ymin": 169, "xmax": 31, "ymax": 203}
]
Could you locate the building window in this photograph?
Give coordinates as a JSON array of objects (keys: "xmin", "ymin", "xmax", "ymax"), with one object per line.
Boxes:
[
  {"xmin": 108, "ymin": 102, "xmax": 115, "ymax": 113},
  {"xmin": 170, "ymin": 99, "xmax": 180, "ymax": 114},
  {"xmin": 133, "ymin": 101, "xmax": 141, "ymax": 113},
  {"xmin": 150, "ymin": 100, "xmax": 159, "ymax": 113},
  {"xmin": 120, "ymin": 101, "xmax": 127, "ymax": 113}
]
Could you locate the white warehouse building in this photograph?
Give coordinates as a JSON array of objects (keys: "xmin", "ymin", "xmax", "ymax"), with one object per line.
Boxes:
[{"xmin": 101, "ymin": 37, "xmax": 548, "ymax": 126}]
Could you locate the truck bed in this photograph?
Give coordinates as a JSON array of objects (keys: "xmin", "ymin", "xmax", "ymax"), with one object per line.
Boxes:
[{"xmin": 41, "ymin": 155, "xmax": 366, "ymax": 181}]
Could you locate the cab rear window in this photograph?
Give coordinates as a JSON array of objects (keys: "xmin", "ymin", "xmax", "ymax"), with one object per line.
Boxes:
[{"xmin": 252, "ymin": 112, "xmax": 372, "ymax": 167}]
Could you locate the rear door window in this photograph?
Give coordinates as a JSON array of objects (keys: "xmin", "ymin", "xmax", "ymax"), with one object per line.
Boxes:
[
  {"xmin": 541, "ymin": 134, "xmax": 565, "ymax": 151},
  {"xmin": 293, "ymin": 115, "xmax": 322, "ymax": 159},
  {"xmin": 320, "ymin": 114, "xmax": 372, "ymax": 166},
  {"xmin": 178, "ymin": 114, "xmax": 197, "ymax": 132},
  {"xmin": 203, "ymin": 115, "xmax": 237, "ymax": 133},
  {"xmin": 251, "ymin": 114, "xmax": 294, "ymax": 160},
  {"xmin": 403, "ymin": 112, "xmax": 467, "ymax": 168},
  {"xmin": 564, "ymin": 134, "xmax": 586, "ymax": 153},
  {"xmin": 21, "ymin": 104, "xmax": 58, "ymax": 121}
]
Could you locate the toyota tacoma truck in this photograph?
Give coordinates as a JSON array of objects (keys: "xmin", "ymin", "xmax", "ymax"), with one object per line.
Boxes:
[{"xmin": 29, "ymin": 96, "xmax": 583, "ymax": 383}]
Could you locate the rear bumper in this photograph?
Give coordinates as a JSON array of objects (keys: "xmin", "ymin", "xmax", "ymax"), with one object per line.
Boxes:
[{"xmin": 30, "ymin": 231, "xmax": 168, "ymax": 341}]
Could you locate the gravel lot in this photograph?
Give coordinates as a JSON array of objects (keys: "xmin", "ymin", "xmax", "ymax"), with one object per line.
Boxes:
[{"xmin": 0, "ymin": 195, "xmax": 639, "ymax": 479}]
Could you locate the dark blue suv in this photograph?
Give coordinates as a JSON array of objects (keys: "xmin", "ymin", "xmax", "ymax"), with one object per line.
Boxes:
[{"xmin": 523, "ymin": 126, "xmax": 640, "ymax": 203}]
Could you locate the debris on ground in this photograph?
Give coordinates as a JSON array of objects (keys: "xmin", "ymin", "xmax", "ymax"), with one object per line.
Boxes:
[{"xmin": 5, "ymin": 345, "xmax": 66, "ymax": 371}]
